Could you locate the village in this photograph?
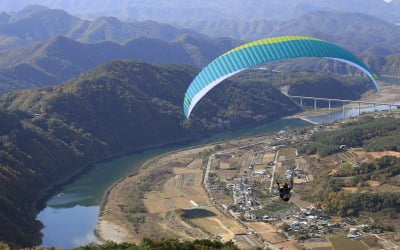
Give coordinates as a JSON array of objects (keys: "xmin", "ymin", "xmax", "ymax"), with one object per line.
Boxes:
[{"xmin": 202, "ymin": 113, "xmax": 400, "ymax": 249}]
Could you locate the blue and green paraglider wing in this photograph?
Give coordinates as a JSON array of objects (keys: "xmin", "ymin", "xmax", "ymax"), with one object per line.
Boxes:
[{"xmin": 183, "ymin": 36, "xmax": 379, "ymax": 118}]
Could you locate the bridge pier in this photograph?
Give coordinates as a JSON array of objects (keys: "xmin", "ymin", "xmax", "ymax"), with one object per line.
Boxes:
[
  {"xmin": 328, "ymin": 100, "xmax": 331, "ymax": 114},
  {"xmin": 300, "ymin": 97, "xmax": 303, "ymax": 107},
  {"xmin": 343, "ymin": 102, "xmax": 346, "ymax": 117},
  {"xmin": 314, "ymin": 98, "xmax": 317, "ymax": 110}
]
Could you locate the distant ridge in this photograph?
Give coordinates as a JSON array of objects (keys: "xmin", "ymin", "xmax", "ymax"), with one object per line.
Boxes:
[
  {"xmin": 0, "ymin": 5, "xmax": 203, "ymax": 51},
  {"xmin": 182, "ymin": 11, "xmax": 400, "ymax": 55},
  {"xmin": 0, "ymin": 35, "xmax": 241, "ymax": 94},
  {"xmin": 0, "ymin": 0, "xmax": 400, "ymax": 23},
  {"xmin": 0, "ymin": 6, "xmax": 398, "ymax": 95},
  {"xmin": 0, "ymin": 6, "xmax": 399, "ymax": 57}
]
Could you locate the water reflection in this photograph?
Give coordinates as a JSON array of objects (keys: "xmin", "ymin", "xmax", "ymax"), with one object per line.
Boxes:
[{"xmin": 37, "ymin": 206, "xmax": 98, "ymax": 248}]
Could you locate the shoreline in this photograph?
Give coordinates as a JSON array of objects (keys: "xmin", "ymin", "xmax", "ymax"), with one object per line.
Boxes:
[
  {"xmin": 95, "ymin": 115, "xmax": 318, "ymax": 235},
  {"xmin": 94, "ymin": 148, "xmax": 185, "ymax": 243},
  {"xmin": 35, "ymin": 135, "xmax": 211, "ymax": 245},
  {"xmin": 94, "ymin": 84, "xmax": 400, "ymax": 244},
  {"xmin": 94, "ymin": 108, "xmax": 400, "ymax": 247},
  {"xmin": 35, "ymin": 135, "xmax": 202, "ymax": 209},
  {"xmin": 93, "ymin": 122, "xmax": 315, "ymax": 245},
  {"xmin": 94, "ymin": 137, "xmax": 267, "ymax": 243}
]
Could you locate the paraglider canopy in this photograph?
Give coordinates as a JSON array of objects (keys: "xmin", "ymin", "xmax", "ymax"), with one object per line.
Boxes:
[{"xmin": 183, "ymin": 36, "xmax": 379, "ymax": 118}]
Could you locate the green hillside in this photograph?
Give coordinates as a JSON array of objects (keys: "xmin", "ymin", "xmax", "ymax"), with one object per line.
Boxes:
[
  {"xmin": 231, "ymin": 70, "xmax": 372, "ymax": 104},
  {"xmin": 0, "ymin": 7, "xmax": 400, "ymax": 96},
  {"xmin": 0, "ymin": 60, "xmax": 300, "ymax": 247},
  {"xmin": 183, "ymin": 12, "xmax": 400, "ymax": 56},
  {"xmin": 0, "ymin": 33, "xmax": 397, "ymax": 97},
  {"xmin": 0, "ymin": 5, "xmax": 202, "ymax": 51},
  {"xmin": 1, "ymin": 6, "xmax": 400, "ymax": 58},
  {"xmin": 0, "ymin": 35, "xmax": 241, "ymax": 94},
  {"xmin": 363, "ymin": 54, "xmax": 400, "ymax": 77}
]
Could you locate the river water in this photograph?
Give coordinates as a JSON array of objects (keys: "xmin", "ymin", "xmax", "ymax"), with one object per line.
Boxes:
[{"xmin": 37, "ymin": 104, "xmax": 396, "ymax": 248}]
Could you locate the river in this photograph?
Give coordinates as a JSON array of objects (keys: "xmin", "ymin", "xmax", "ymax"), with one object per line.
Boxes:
[{"xmin": 37, "ymin": 104, "xmax": 395, "ymax": 248}]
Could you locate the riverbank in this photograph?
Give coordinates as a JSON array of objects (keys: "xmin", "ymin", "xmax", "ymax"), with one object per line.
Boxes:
[
  {"xmin": 37, "ymin": 136, "xmax": 211, "ymax": 247},
  {"xmin": 37, "ymin": 116, "xmax": 310, "ymax": 248},
  {"xmin": 94, "ymin": 84, "xmax": 400, "ymax": 245},
  {"xmin": 96, "ymin": 109, "xmax": 400, "ymax": 249},
  {"xmin": 94, "ymin": 135, "xmax": 280, "ymax": 246},
  {"xmin": 94, "ymin": 148, "xmax": 189, "ymax": 243}
]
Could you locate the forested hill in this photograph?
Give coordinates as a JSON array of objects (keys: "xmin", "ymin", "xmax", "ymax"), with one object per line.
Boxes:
[
  {"xmin": 0, "ymin": 60, "xmax": 300, "ymax": 247},
  {"xmin": 0, "ymin": 35, "xmax": 241, "ymax": 95},
  {"xmin": 0, "ymin": 5, "xmax": 203, "ymax": 51},
  {"xmin": 183, "ymin": 11, "xmax": 400, "ymax": 56},
  {"xmin": 0, "ymin": 34, "xmax": 399, "ymax": 97},
  {"xmin": 1, "ymin": 5, "xmax": 400, "ymax": 57},
  {"xmin": 0, "ymin": 6, "xmax": 400, "ymax": 96},
  {"xmin": 363, "ymin": 54, "xmax": 400, "ymax": 77}
]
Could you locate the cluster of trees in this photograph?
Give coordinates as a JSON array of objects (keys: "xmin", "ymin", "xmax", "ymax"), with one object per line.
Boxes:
[
  {"xmin": 76, "ymin": 239, "xmax": 240, "ymax": 250},
  {"xmin": 364, "ymin": 134, "xmax": 400, "ymax": 152},
  {"xmin": 334, "ymin": 156, "xmax": 400, "ymax": 183},
  {"xmin": 0, "ymin": 238, "xmax": 241, "ymax": 250},
  {"xmin": 297, "ymin": 142, "xmax": 344, "ymax": 157},
  {"xmin": 324, "ymin": 191, "xmax": 400, "ymax": 217},
  {"xmin": 298, "ymin": 116, "xmax": 400, "ymax": 156},
  {"xmin": 304, "ymin": 154, "xmax": 400, "ymax": 218}
]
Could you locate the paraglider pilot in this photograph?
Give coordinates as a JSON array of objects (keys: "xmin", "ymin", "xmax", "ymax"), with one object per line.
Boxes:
[{"xmin": 276, "ymin": 180, "xmax": 293, "ymax": 202}]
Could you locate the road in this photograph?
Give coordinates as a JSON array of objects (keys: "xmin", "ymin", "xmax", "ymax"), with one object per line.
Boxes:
[{"xmin": 269, "ymin": 150, "xmax": 279, "ymax": 193}]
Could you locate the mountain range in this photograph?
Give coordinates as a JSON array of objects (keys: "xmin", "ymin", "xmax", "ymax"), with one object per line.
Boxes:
[
  {"xmin": 182, "ymin": 11, "xmax": 400, "ymax": 55},
  {"xmin": 0, "ymin": 35, "xmax": 240, "ymax": 94},
  {"xmin": 0, "ymin": 0, "xmax": 399, "ymax": 24},
  {"xmin": 0, "ymin": 5, "xmax": 202, "ymax": 51},
  {"xmin": 0, "ymin": 6, "xmax": 400, "ymax": 57},
  {"xmin": 0, "ymin": 6, "xmax": 398, "ymax": 96},
  {"xmin": 0, "ymin": 34, "xmax": 398, "ymax": 96}
]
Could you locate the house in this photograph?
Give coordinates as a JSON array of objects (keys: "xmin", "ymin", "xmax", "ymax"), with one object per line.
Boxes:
[{"xmin": 262, "ymin": 215, "xmax": 270, "ymax": 221}]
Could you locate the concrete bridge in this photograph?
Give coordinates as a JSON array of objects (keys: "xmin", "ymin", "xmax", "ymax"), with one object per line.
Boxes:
[{"xmin": 288, "ymin": 95, "xmax": 400, "ymax": 115}]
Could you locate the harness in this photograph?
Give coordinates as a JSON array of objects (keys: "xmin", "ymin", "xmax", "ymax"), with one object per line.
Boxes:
[{"xmin": 279, "ymin": 187, "xmax": 292, "ymax": 201}]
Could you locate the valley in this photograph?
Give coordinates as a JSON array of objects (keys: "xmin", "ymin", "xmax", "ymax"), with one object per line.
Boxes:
[
  {"xmin": 1, "ymin": 2, "xmax": 400, "ymax": 249},
  {"xmin": 98, "ymin": 110, "xmax": 400, "ymax": 250}
]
